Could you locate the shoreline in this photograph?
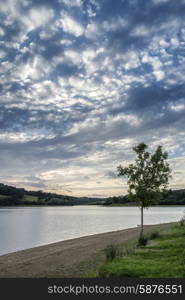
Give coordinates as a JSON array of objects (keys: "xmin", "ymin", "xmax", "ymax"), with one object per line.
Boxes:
[
  {"xmin": 0, "ymin": 204, "xmax": 185, "ymax": 208},
  {"xmin": 0, "ymin": 222, "xmax": 175, "ymax": 278}
]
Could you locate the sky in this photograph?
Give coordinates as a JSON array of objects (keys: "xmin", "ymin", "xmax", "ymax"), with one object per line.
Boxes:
[{"xmin": 0, "ymin": 0, "xmax": 185, "ymax": 198}]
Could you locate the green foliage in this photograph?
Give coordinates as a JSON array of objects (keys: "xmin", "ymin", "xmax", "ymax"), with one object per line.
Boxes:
[
  {"xmin": 0, "ymin": 182, "xmax": 102, "ymax": 206},
  {"xmin": 149, "ymin": 230, "xmax": 160, "ymax": 239},
  {"xmin": 103, "ymin": 195, "xmax": 130, "ymax": 206},
  {"xmin": 103, "ymin": 244, "xmax": 122, "ymax": 262},
  {"xmin": 179, "ymin": 213, "xmax": 185, "ymax": 227},
  {"xmin": 159, "ymin": 189, "xmax": 185, "ymax": 205},
  {"xmin": 117, "ymin": 143, "xmax": 171, "ymax": 208},
  {"xmin": 98, "ymin": 225, "xmax": 185, "ymax": 278},
  {"xmin": 0, "ymin": 183, "xmax": 24, "ymax": 205},
  {"xmin": 103, "ymin": 189, "xmax": 185, "ymax": 206},
  {"xmin": 117, "ymin": 143, "xmax": 171, "ymax": 238},
  {"xmin": 22, "ymin": 195, "xmax": 38, "ymax": 202},
  {"xmin": 137, "ymin": 235, "xmax": 148, "ymax": 247}
]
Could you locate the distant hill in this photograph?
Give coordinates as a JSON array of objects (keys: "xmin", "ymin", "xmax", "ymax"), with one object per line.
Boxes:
[
  {"xmin": 0, "ymin": 183, "xmax": 104, "ymax": 206},
  {"xmin": 103, "ymin": 189, "xmax": 185, "ymax": 206},
  {"xmin": 0, "ymin": 183, "xmax": 185, "ymax": 207}
]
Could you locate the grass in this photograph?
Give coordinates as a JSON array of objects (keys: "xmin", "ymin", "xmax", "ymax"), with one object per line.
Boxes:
[
  {"xmin": 0, "ymin": 194, "xmax": 38, "ymax": 202},
  {"xmin": 149, "ymin": 230, "xmax": 160, "ymax": 239},
  {"xmin": 0, "ymin": 194, "xmax": 11, "ymax": 198},
  {"xmin": 97, "ymin": 224, "xmax": 185, "ymax": 278},
  {"xmin": 103, "ymin": 244, "xmax": 123, "ymax": 262},
  {"xmin": 22, "ymin": 195, "xmax": 38, "ymax": 202},
  {"xmin": 82, "ymin": 238, "xmax": 139, "ymax": 277}
]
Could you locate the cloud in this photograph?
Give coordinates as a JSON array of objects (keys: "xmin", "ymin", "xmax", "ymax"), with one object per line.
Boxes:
[
  {"xmin": 61, "ymin": 0, "xmax": 83, "ymax": 7},
  {"xmin": 0, "ymin": 26, "xmax": 5, "ymax": 36},
  {"xmin": 0, "ymin": 0, "xmax": 185, "ymax": 196},
  {"xmin": 153, "ymin": 70, "xmax": 165, "ymax": 81},
  {"xmin": 22, "ymin": 6, "xmax": 54, "ymax": 32},
  {"xmin": 0, "ymin": 49, "xmax": 6, "ymax": 59},
  {"xmin": 57, "ymin": 12, "xmax": 84, "ymax": 37}
]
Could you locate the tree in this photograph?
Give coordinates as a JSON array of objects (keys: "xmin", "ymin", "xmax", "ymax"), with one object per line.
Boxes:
[{"xmin": 117, "ymin": 143, "xmax": 171, "ymax": 239}]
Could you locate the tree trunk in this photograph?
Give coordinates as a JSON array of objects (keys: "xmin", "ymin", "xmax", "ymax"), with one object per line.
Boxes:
[{"xmin": 140, "ymin": 206, "xmax": 144, "ymax": 238}]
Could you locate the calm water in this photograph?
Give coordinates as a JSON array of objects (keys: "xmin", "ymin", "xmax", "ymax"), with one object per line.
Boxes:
[{"xmin": 0, "ymin": 205, "xmax": 184, "ymax": 256}]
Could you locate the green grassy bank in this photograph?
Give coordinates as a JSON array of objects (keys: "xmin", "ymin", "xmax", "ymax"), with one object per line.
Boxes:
[{"xmin": 84, "ymin": 221, "xmax": 185, "ymax": 278}]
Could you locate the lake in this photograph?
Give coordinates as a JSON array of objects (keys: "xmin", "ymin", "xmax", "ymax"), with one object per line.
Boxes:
[{"xmin": 0, "ymin": 205, "xmax": 184, "ymax": 256}]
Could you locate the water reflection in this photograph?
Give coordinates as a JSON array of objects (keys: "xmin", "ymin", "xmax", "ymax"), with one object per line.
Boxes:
[{"xmin": 0, "ymin": 206, "xmax": 184, "ymax": 255}]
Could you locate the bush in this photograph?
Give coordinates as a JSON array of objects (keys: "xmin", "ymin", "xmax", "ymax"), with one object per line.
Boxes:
[
  {"xmin": 103, "ymin": 244, "xmax": 121, "ymax": 262},
  {"xmin": 137, "ymin": 236, "xmax": 148, "ymax": 247},
  {"xmin": 149, "ymin": 230, "xmax": 160, "ymax": 240},
  {"xmin": 179, "ymin": 215, "xmax": 185, "ymax": 227}
]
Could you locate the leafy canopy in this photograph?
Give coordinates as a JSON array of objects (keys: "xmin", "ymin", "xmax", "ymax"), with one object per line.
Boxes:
[{"xmin": 117, "ymin": 143, "xmax": 171, "ymax": 207}]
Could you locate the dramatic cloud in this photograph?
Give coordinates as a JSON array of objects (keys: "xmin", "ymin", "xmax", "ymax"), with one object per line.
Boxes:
[{"xmin": 0, "ymin": 0, "xmax": 185, "ymax": 197}]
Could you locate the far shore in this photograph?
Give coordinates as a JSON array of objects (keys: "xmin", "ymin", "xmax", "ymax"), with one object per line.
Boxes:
[
  {"xmin": 0, "ymin": 222, "xmax": 175, "ymax": 278},
  {"xmin": 0, "ymin": 204, "xmax": 185, "ymax": 208}
]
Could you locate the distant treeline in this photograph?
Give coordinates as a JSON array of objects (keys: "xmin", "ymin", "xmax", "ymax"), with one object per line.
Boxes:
[
  {"xmin": 103, "ymin": 189, "xmax": 185, "ymax": 206},
  {"xmin": 0, "ymin": 183, "xmax": 103, "ymax": 206},
  {"xmin": 0, "ymin": 183, "xmax": 185, "ymax": 207}
]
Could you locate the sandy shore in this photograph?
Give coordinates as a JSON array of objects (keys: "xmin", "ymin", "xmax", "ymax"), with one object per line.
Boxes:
[{"xmin": 0, "ymin": 223, "xmax": 173, "ymax": 278}]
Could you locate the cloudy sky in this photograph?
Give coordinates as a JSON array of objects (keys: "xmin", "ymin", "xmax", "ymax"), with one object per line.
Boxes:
[{"xmin": 0, "ymin": 0, "xmax": 185, "ymax": 197}]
